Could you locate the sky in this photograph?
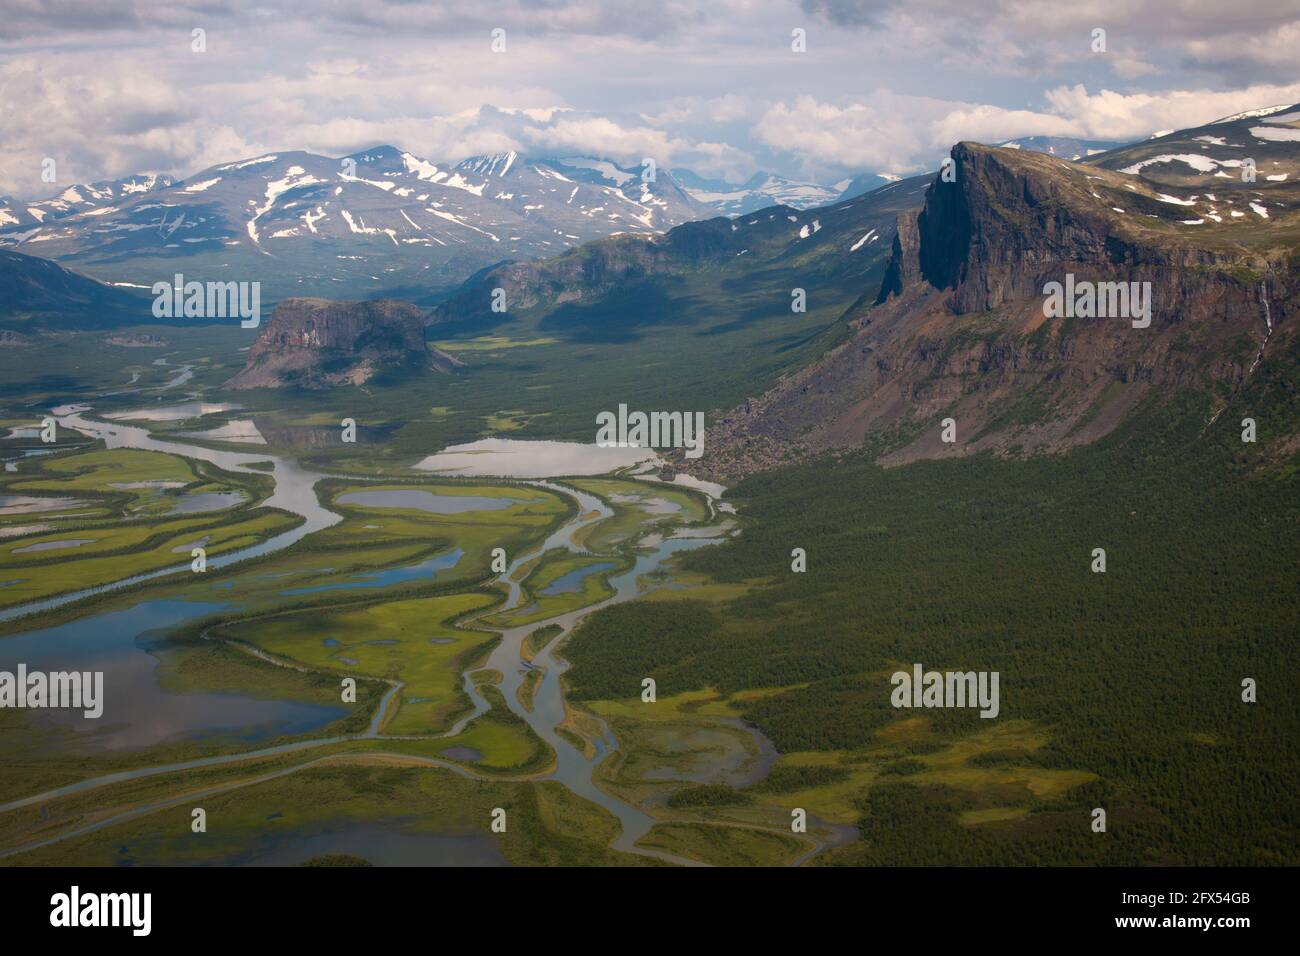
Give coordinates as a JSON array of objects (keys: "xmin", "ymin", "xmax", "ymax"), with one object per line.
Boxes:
[{"xmin": 2, "ymin": 0, "xmax": 1300, "ymax": 197}]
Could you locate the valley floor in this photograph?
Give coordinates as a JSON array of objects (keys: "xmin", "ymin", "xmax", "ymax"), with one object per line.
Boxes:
[{"xmin": 0, "ymin": 327, "xmax": 1296, "ymax": 868}]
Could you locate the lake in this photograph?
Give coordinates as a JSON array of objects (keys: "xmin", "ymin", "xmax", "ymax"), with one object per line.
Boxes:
[
  {"xmin": 414, "ymin": 437, "xmax": 658, "ymax": 477},
  {"xmin": 0, "ymin": 599, "xmax": 346, "ymax": 751}
]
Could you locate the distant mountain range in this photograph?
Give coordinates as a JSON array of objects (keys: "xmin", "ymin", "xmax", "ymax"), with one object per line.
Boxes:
[
  {"xmin": 0, "ymin": 174, "xmax": 175, "ymax": 230},
  {"xmin": 671, "ymin": 168, "xmax": 843, "ymax": 214},
  {"xmin": 425, "ymin": 177, "xmax": 931, "ymax": 339},
  {"xmin": 0, "ymin": 136, "xmax": 1147, "ymax": 304},
  {"xmin": 0, "ymin": 148, "xmax": 711, "ymax": 302}
]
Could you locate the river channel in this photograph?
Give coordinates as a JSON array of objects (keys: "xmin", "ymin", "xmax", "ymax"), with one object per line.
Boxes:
[{"xmin": 0, "ymin": 409, "xmax": 754, "ymax": 865}]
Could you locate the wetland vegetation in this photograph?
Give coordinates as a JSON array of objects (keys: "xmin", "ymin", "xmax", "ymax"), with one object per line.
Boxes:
[{"xmin": 1, "ymin": 320, "xmax": 1295, "ymax": 869}]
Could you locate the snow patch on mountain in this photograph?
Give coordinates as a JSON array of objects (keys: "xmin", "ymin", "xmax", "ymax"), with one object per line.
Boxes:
[
  {"xmin": 400, "ymin": 152, "xmax": 446, "ymax": 183},
  {"xmin": 850, "ymin": 229, "xmax": 878, "ymax": 251},
  {"xmin": 219, "ymin": 155, "xmax": 278, "ymax": 171},
  {"xmin": 247, "ymin": 167, "xmax": 323, "ymax": 245},
  {"xmin": 427, "ymin": 208, "xmax": 498, "ymax": 241},
  {"xmin": 1250, "ymin": 126, "xmax": 1300, "ymax": 142},
  {"xmin": 340, "ymin": 209, "xmax": 398, "ymax": 244},
  {"xmin": 1120, "ymin": 154, "xmax": 1226, "ymax": 175},
  {"xmin": 1212, "ymin": 105, "xmax": 1293, "ymax": 124}
]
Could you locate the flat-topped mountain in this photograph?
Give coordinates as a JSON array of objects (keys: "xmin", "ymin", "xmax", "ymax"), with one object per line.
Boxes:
[
  {"xmin": 226, "ymin": 296, "xmax": 459, "ymax": 389},
  {"xmin": 698, "ymin": 106, "xmax": 1300, "ymax": 478}
]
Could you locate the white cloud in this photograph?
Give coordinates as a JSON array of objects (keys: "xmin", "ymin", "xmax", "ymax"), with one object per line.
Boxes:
[
  {"xmin": 755, "ymin": 94, "xmax": 946, "ymax": 177},
  {"xmin": 517, "ymin": 114, "xmax": 752, "ymax": 176},
  {"xmin": 1182, "ymin": 22, "xmax": 1300, "ymax": 83},
  {"xmin": 930, "ymin": 82, "xmax": 1300, "ymax": 153},
  {"xmin": 803, "ymin": 1, "xmax": 1300, "ymax": 83},
  {"xmin": 1041, "ymin": 82, "xmax": 1300, "ymax": 140},
  {"xmin": 2, "ymin": 2, "xmax": 1299, "ymax": 196},
  {"xmin": 754, "ymin": 80, "xmax": 1300, "ymax": 177},
  {"xmin": 641, "ymin": 94, "xmax": 758, "ymax": 127},
  {"xmin": 928, "ymin": 105, "xmax": 1078, "ymax": 150}
]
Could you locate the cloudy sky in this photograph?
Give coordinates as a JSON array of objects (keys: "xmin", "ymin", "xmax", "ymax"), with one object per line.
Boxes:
[{"xmin": 2, "ymin": 0, "xmax": 1300, "ymax": 197}]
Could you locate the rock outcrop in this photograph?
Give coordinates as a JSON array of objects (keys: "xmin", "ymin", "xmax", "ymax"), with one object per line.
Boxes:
[
  {"xmin": 226, "ymin": 297, "xmax": 459, "ymax": 389},
  {"xmin": 698, "ymin": 137, "xmax": 1299, "ymax": 480}
]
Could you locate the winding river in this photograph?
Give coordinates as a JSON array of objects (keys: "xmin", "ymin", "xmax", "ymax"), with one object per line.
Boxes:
[
  {"xmin": 0, "ymin": 408, "xmax": 338, "ymax": 624},
  {"xmin": 0, "ymin": 409, "xmax": 781, "ymax": 866}
]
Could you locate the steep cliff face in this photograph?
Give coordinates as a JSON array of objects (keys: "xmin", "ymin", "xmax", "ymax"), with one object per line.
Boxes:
[
  {"xmin": 874, "ymin": 210, "xmax": 920, "ymax": 303},
  {"xmin": 914, "ymin": 143, "xmax": 1284, "ymax": 319},
  {"xmin": 699, "ymin": 136, "xmax": 1300, "ymax": 479},
  {"xmin": 226, "ymin": 297, "xmax": 458, "ymax": 389}
]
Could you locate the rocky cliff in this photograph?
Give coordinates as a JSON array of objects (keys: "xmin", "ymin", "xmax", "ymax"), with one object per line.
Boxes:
[
  {"xmin": 699, "ymin": 118, "xmax": 1300, "ymax": 479},
  {"xmin": 226, "ymin": 297, "xmax": 459, "ymax": 389}
]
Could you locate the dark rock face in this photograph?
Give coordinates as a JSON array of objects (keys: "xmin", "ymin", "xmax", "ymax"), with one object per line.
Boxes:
[
  {"xmin": 916, "ymin": 143, "xmax": 1269, "ymax": 321},
  {"xmin": 699, "ymin": 141, "xmax": 1300, "ymax": 480},
  {"xmin": 916, "ymin": 166, "xmax": 970, "ymax": 294},
  {"xmin": 226, "ymin": 297, "xmax": 454, "ymax": 389},
  {"xmin": 875, "ymin": 210, "xmax": 920, "ymax": 303}
]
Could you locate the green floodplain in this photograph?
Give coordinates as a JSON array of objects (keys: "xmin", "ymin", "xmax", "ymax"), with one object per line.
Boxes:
[{"xmin": 0, "ymin": 315, "xmax": 1297, "ymax": 868}]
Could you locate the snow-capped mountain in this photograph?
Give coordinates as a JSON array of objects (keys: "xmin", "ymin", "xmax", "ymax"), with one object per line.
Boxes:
[
  {"xmin": 673, "ymin": 168, "xmax": 841, "ymax": 215},
  {"xmin": 0, "ymin": 135, "xmax": 1154, "ymax": 302},
  {"xmin": 0, "ymin": 174, "xmax": 174, "ymax": 230},
  {"xmin": 836, "ymin": 172, "xmax": 905, "ymax": 201},
  {"xmin": 0, "ymin": 148, "xmax": 711, "ymax": 301},
  {"xmin": 1088, "ymin": 103, "xmax": 1300, "ymax": 199},
  {"xmin": 489, "ymin": 154, "xmax": 708, "ymax": 227},
  {"xmin": 994, "ymin": 135, "xmax": 1126, "ymax": 160}
]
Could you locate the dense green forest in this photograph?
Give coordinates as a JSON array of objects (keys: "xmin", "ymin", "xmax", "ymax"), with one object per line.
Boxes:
[{"xmin": 564, "ymin": 344, "xmax": 1300, "ymax": 865}]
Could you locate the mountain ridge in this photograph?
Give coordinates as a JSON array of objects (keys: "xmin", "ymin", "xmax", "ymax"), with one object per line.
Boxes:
[
  {"xmin": 694, "ymin": 105, "xmax": 1300, "ymax": 478},
  {"xmin": 0, "ymin": 147, "xmax": 712, "ymax": 303},
  {"xmin": 0, "ymin": 135, "xmax": 1145, "ymax": 304},
  {"xmin": 0, "ymin": 248, "xmax": 151, "ymax": 329}
]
